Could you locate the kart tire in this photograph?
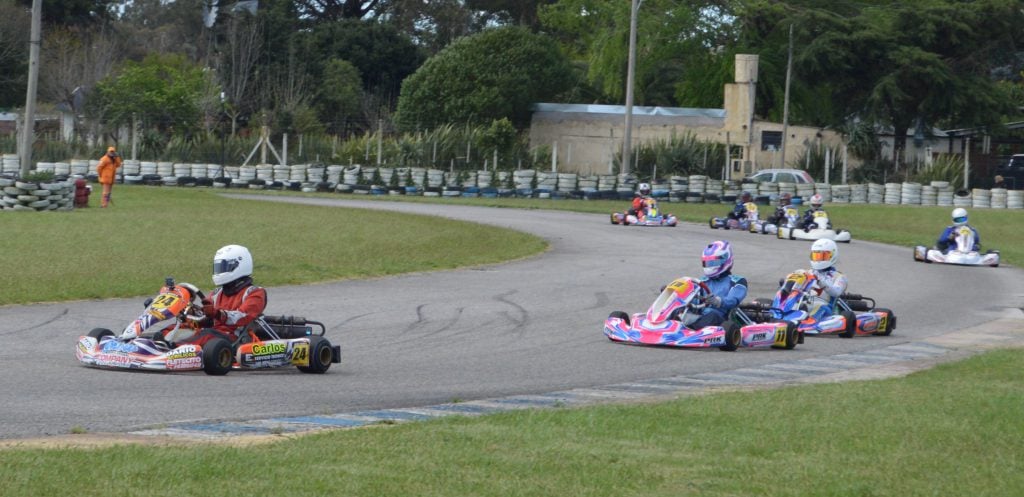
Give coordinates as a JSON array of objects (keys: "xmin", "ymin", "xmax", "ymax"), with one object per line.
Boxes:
[
  {"xmin": 610, "ymin": 213, "xmax": 619, "ymax": 225},
  {"xmin": 720, "ymin": 322, "xmax": 741, "ymax": 352},
  {"xmin": 839, "ymin": 311, "xmax": 857, "ymax": 338},
  {"xmin": 608, "ymin": 311, "xmax": 631, "ymax": 327},
  {"xmin": 753, "ymin": 297, "xmax": 773, "ymax": 307},
  {"xmin": 298, "ymin": 335, "xmax": 334, "ymax": 374},
  {"xmin": 88, "ymin": 328, "xmax": 114, "ymax": 340},
  {"xmin": 873, "ymin": 308, "xmax": 896, "ymax": 336},
  {"xmin": 708, "ymin": 218, "xmax": 717, "ymax": 229},
  {"xmin": 202, "ymin": 338, "xmax": 233, "ymax": 376},
  {"xmin": 845, "ymin": 300, "xmax": 871, "ymax": 312},
  {"xmin": 777, "ymin": 321, "xmax": 799, "ymax": 350}
]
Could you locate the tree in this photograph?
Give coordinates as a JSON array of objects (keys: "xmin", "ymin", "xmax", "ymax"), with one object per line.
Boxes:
[
  {"xmin": 39, "ymin": 26, "xmax": 119, "ymax": 119},
  {"xmin": 316, "ymin": 58, "xmax": 363, "ymax": 133},
  {"xmin": 0, "ymin": 0, "xmax": 30, "ymax": 108},
  {"xmin": 395, "ymin": 26, "xmax": 573, "ymax": 130},
  {"xmin": 539, "ymin": 0, "xmax": 736, "ymax": 106},
  {"xmin": 18, "ymin": 0, "xmax": 115, "ymax": 26},
  {"xmin": 88, "ymin": 53, "xmax": 216, "ymax": 136},
  {"xmin": 217, "ymin": 12, "xmax": 263, "ymax": 135},
  {"xmin": 467, "ymin": 0, "xmax": 557, "ymax": 29},
  {"xmin": 294, "ymin": 0, "xmax": 382, "ymax": 21},
  {"xmin": 777, "ymin": 0, "xmax": 1024, "ymax": 162},
  {"xmin": 299, "ymin": 19, "xmax": 423, "ymax": 97},
  {"xmin": 378, "ymin": 0, "xmax": 479, "ymax": 54}
]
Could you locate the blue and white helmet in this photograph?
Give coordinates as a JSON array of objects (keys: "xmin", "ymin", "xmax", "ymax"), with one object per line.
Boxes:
[
  {"xmin": 952, "ymin": 208, "xmax": 968, "ymax": 227},
  {"xmin": 701, "ymin": 240, "xmax": 734, "ymax": 278}
]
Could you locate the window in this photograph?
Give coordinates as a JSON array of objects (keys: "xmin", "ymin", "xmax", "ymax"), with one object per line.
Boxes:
[{"xmin": 761, "ymin": 131, "xmax": 782, "ymax": 151}]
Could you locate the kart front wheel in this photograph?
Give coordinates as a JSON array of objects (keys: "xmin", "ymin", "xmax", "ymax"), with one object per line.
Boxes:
[
  {"xmin": 298, "ymin": 335, "xmax": 334, "ymax": 374},
  {"xmin": 608, "ymin": 311, "xmax": 631, "ymax": 327},
  {"xmin": 88, "ymin": 328, "xmax": 114, "ymax": 340},
  {"xmin": 776, "ymin": 321, "xmax": 798, "ymax": 350},
  {"xmin": 202, "ymin": 338, "xmax": 233, "ymax": 375},
  {"xmin": 720, "ymin": 322, "xmax": 741, "ymax": 352},
  {"xmin": 873, "ymin": 308, "xmax": 896, "ymax": 336},
  {"xmin": 839, "ymin": 311, "xmax": 858, "ymax": 338}
]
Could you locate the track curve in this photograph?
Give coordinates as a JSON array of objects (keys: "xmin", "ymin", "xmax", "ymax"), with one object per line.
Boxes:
[{"xmin": 0, "ymin": 196, "xmax": 1020, "ymax": 440}]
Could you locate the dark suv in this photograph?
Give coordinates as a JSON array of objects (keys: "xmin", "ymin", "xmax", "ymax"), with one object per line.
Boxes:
[{"xmin": 996, "ymin": 154, "xmax": 1024, "ymax": 189}]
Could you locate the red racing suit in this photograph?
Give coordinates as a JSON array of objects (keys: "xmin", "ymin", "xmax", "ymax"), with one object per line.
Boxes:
[{"xmin": 188, "ymin": 283, "xmax": 267, "ymax": 346}]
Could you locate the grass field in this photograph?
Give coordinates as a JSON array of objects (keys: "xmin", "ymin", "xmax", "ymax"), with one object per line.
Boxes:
[
  {"xmin": 2, "ymin": 348, "xmax": 1021, "ymax": 496},
  {"xmin": 0, "ymin": 186, "xmax": 547, "ymax": 306},
  {"xmin": 3, "ymin": 186, "xmax": 1018, "ymax": 306},
  {"xmin": 266, "ymin": 190, "xmax": 1024, "ymax": 266},
  {"xmin": 3, "ymin": 185, "xmax": 1022, "ymax": 495}
]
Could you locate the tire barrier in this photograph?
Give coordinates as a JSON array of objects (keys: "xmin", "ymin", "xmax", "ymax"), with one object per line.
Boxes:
[
  {"xmin": 4, "ymin": 157, "xmax": 1024, "ymax": 209},
  {"xmin": 0, "ymin": 177, "xmax": 75, "ymax": 211}
]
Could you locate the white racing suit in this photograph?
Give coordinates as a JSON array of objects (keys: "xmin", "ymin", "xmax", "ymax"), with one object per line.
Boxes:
[{"xmin": 806, "ymin": 267, "xmax": 848, "ymax": 320}]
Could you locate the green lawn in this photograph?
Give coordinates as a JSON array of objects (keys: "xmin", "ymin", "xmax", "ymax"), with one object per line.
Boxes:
[
  {"xmin": 0, "ymin": 186, "xmax": 546, "ymax": 306},
  {"xmin": 3, "ymin": 348, "xmax": 1021, "ymax": 497},
  {"xmin": 273, "ymin": 191, "xmax": 1024, "ymax": 266}
]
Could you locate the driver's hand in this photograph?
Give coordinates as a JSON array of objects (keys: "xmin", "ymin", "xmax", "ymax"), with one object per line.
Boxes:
[
  {"xmin": 201, "ymin": 300, "xmax": 216, "ymax": 317},
  {"xmin": 706, "ymin": 295, "xmax": 722, "ymax": 308}
]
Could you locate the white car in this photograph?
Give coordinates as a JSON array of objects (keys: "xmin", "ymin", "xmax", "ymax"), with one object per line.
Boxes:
[{"xmin": 746, "ymin": 169, "xmax": 815, "ymax": 184}]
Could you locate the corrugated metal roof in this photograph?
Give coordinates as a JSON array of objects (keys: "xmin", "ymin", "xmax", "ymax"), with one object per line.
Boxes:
[{"xmin": 531, "ymin": 103, "xmax": 726, "ymax": 118}]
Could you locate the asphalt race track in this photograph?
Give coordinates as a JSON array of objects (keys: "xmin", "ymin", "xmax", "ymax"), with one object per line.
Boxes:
[{"xmin": 1, "ymin": 196, "xmax": 1021, "ymax": 440}]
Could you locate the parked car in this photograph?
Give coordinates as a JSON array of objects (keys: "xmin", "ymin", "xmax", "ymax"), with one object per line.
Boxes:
[
  {"xmin": 995, "ymin": 154, "xmax": 1024, "ymax": 190},
  {"xmin": 745, "ymin": 169, "xmax": 815, "ymax": 184}
]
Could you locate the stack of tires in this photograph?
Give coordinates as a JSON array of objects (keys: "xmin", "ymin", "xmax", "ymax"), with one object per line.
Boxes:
[
  {"xmin": 900, "ymin": 182, "xmax": 921, "ymax": 205},
  {"xmin": 0, "ymin": 177, "xmax": 74, "ymax": 211}
]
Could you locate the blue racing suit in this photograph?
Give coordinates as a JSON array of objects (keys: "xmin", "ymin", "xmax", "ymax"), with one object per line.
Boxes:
[
  {"xmin": 691, "ymin": 272, "xmax": 748, "ymax": 329},
  {"xmin": 936, "ymin": 225, "xmax": 980, "ymax": 253},
  {"xmin": 726, "ymin": 202, "xmax": 747, "ymax": 220}
]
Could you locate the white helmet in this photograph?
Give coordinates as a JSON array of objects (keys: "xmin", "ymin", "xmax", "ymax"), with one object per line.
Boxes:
[
  {"xmin": 810, "ymin": 193, "xmax": 823, "ymax": 209},
  {"xmin": 952, "ymin": 208, "xmax": 968, "ymax": 227},
  {"xmin": 638, "ymin": 183, "xmax": 651, "ymax": 196},
  {"xmin": 212, "ymin": 245, "xmax": 253, "ymax": 286},
  {"xmin": 810, "ymin": 238, "xmax": 838, "ymax": 271}
]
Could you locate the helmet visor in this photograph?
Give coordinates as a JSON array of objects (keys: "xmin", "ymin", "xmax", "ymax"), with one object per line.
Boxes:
[
  {"xmin": 810, "ymin": 250, "xmax": 833, "ymax": 262},
  {"xmin": 213, "ymin": 259, "xmax": 239, "ymax": 274},
  {"xmin": 702, "ymin": 255, "xmax": 728, "ymax": 268},
  {"xmin": 953, "ymin": 215, "xmax": 967, "ymax": 224}
]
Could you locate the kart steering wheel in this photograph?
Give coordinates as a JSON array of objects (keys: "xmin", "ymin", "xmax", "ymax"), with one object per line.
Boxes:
[{"xmin": 692, "ymin": 280, "xmax": 712, "ymax": 307}]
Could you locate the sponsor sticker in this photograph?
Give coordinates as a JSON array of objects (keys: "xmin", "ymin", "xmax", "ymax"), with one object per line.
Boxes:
[
  {"xmin": 251, "ymin": 342, "xmax": 287, "ymax": 356},
  {"xmin": 166, "ymin": 356, "xmax": 202, "ymax": 370}
]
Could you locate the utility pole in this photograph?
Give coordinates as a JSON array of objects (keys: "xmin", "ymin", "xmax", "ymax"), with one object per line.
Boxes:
[
  {"xmin": 779, "ymin": 24, "xmax": 793, "ymax": 169},
  {"xmin": 19, "ymin": 0, "xmax": 42, "ymax": 177},
  {"xmin": 621, "ymin": 0, "xmax": 640, "ymax": 175}
]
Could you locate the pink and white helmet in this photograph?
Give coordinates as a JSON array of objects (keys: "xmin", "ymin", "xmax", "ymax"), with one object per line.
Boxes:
[
  {"xmin": 701, "ymin": 240, "xmax": 734, "ymax": 278},
  {"xmin": 810, "ymin": 193, "xmax": 823, "ymax": 209}
]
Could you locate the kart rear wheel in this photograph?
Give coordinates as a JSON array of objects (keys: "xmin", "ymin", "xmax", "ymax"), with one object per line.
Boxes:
[
  {"xmin": 839, "ymin": 311, "xmax": 857, "ymax": 338},
  {"xmin": 298, "ymin": 335, "xmax": 334, "ymax": 374},
  {"xmin": 87, "ymin": 328, "xmax": 114, "ymax": 340},
  {"xmin": 720, "ymin": 322, "xmax": 741, "ymax": 351},
  {"xmin": 202, "ymin": 338, "xmax": 233, "ymax": 375},
  {"xmin": 610, "ymin": 213, "xmax": 619, "ymax": 225},
  {"xmin": 608, "ymin": 311, "xmax": 631, "ymax": 327},
  {"xmin": 873, "ymin": 308, "xmax": 896, "ymax": 336}
]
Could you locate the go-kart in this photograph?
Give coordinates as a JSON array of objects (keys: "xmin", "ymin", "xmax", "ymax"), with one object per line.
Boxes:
[
  {"xmin": 604, "ymin": 277, "xmax": 800, "ymax": 350},
  {"xmin": 709, "ymin": 202, "xmax": 759, "ymax": 230},
  {"xmin": 776, "ymin": 208, "xmax": 852, "ymax": 243},
  {"xmin": 738, "ymin": 270, "xmax": 894, "ymax": 338},
  {"xmin": 611, "ymin": 199, "xmax": 678, "ymax": 227},
  {"xmin": 76, "ymin": 278, "xmax": 341, "ymax": 375},
  {"xmin": 913, "ymin": 226, "xmax": 999, "ymax": 267}
]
